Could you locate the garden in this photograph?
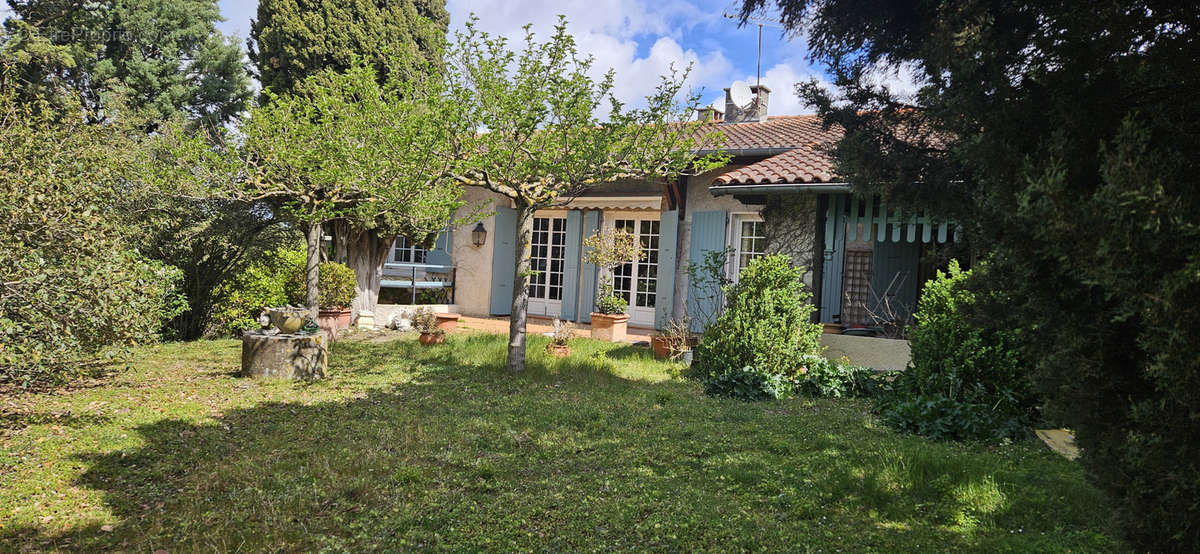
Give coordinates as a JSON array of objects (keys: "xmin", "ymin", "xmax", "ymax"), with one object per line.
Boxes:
[{"xmin": 1, "ymin": 332, "xmax": 1122, "ymax": 551}]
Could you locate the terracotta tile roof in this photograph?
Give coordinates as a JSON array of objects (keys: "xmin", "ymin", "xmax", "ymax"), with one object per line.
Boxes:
[
  {"xmin": 701, "ymin": 115, "xmax": 843, "ymax": 185},
  {"xmin": 712, "ymin": 146, "xmax": 839, "ymax": 185},
  {"xmin": 697, "ymin": 115, "xmax": 842, "ymax": 153}
]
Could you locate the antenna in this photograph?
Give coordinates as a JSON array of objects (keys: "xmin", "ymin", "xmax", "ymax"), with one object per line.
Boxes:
[{"xmin": 722, "ymin": 13, "xmax": 784, "ymax": 88}]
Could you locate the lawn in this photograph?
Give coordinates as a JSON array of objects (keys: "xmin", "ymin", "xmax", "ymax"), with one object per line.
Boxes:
[{"xmin": 1, "ymin": 331, "xmax": 1124, "ymax": 552}]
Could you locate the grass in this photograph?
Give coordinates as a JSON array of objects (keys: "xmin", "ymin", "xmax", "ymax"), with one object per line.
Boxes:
[{"xmin": 1, "ymin": 331, "xmax": 1124, "ymax": 552}]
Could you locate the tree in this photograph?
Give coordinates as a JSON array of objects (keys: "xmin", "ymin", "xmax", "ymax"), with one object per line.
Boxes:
[
  {"xmin": 158, "ymin": 62, "xmax": 461, "ymax": 320},
  {"xmin": 248, "ymin": 0, "xmax": 451, "ymax": 318},
  {"xmin": 738, "ymin": 0, "xmax": 1200, "ymax": 548},
  {"xmin": 0, "ymin": 91, "xmax": 184, "ymax": 387},
  {"xmin": 440, "ymin": 17, "xmax": 727, "ymax": 372},
  {"xmin": 248, "ymin": 0, "xmax": 448, "ymax": 96},
  {"xmin": 1, "ymin": 0, "xmax": 251, "ymax": 127}
]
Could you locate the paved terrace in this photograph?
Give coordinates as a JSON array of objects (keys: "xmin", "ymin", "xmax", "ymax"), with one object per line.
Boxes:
[{"xmin": 455, "ymin": 315, "xmax": 656, "ymax": 344}]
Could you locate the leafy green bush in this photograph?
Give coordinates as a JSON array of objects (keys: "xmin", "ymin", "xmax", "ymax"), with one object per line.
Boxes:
[
  {"xmin": 1, "ymin": 95, "xmax": 186, "ymax": 387},
  {"xmin": 286, "ymin": 261, "xmax": 358, "ymax": 309},
  {"xmin": 594, "ymin": 281, "xmax": 628, "ymax": 315},
  {"xmin": 795, "ymin": 355, "xmax": 879, "ymax": 398},
  {"xmin": 873, "ymin": 261, "xmax": 1038, "ymax": 441},
  {"xmin": 690, "ymin": 254, "xmax": 822, "ymax": 400},
  {"xmin": 209, "ymin": 246, "xmax": 305, "ymax": 337}
]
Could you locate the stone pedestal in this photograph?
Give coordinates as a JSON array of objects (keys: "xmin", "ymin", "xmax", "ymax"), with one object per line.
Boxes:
[{"xmin": 241, "ymin": 332, "xmax": 328, "ymax": 380}]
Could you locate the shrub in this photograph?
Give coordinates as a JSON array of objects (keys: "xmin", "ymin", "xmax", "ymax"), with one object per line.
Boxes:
[
  {"xmin": 286, "ymin": 262, "xmax": 358, "ymax": 309},
  {"xmin": 690, "ymin": 254, "xmax": 822, "ymax": 400},
  {"xmin": 209, "ymin": 246, "xmax": 305, "ymax": 337},
  {"xmin": 873, "ymin": 261, "xmax": 1038, "ymax": 441},
  {"xmin": 795, "ymin": 355, "xmax": 879, "ymax": 398},
  {"xmin": 410, "ymin": 307, "xmax": 442, "ymax": 336}
]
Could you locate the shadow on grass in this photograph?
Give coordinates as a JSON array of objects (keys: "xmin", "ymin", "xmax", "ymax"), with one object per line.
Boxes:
[{"xmin": 4, "ymin": 336, "xmax": 1122, "ymax": 551}]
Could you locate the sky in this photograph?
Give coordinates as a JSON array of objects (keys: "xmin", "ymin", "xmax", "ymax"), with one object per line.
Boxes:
[
  {"xmin": 0, "ymin": 0, "xmax": 841, "ymax": 115},
  {"xmin": 213, "ymin": 0, "xmax": 829, "ymax": 115}
]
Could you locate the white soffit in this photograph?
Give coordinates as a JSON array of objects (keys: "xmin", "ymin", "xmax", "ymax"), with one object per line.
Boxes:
[{"xmin": 513, "ymin": 195, "xmax": 663, "ymax": 211}]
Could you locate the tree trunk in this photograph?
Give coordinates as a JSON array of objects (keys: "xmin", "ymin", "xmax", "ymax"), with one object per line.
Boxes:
[
  {"xmin": 348, "ymin": 229, "xmax": 395, "ymax": 321},
  {"xmin": 507, "ymin": 202, "xmax": 535, "ymax": 373},
  {"xmin": 331, "ymin": 219, "xmax": 351, "ymax": 264},
  {"xmin": 304, "ymin": 221, "xmax": 322, "ymax": 319}
]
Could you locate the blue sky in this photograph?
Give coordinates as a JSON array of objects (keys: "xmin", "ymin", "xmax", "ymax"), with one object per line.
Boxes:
[
  {"xmin": 214, "ymin": 0, "xmax": 827, "ymax": 115},
  {"xmin": 0, "ymin": 0, "xmax": 832, "ymax": 114}
]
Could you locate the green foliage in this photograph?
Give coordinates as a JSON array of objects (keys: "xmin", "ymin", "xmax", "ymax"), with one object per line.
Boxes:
[
  {"xmin": 594, "ymin": 280, "xmax": 629, "ymax": 315},
  {"xmin": 209, "ymin": 246, "xmax": 306, "ymax": 337},
  {"xmin": 0, "ymin": 337, "xmax": 1122, "ymax": 551},
  {"xmin": 690, "ymin": 254, "xmax": 822, "ymax": 400},
  {"xmin": 0, "ymin": 93, "xmax": 184, "ymax": 387},
  {"xmin": 1, "ymin": 0, "xmax": 251, "ymax": 127},
  {"xmin": 744, "ymin": 0, "xmax": 1200, "ymax": 547},
  {"xmin": 410, "ymin": 306, "xmax": 441, "ymax": 336},
  {"xmin": 585, "ymin": 229, "xmax": 642, "ymax": 315},
  {"xmin": 286, "ymin": 262, "xmax": 357, "ymax": 309},
  {"xmin": 795, "ymin": 355, "xmax": 878, "ymax": 399},
  {"xmin": 874, "ymin": 262, "xmax": 1037, "ymax": 441},
  {"xmin": 684, "ymin": 247, "xmax": 732, "ymax": 328},
  {"xmin": 248, "ymin": 0, "xmax": 449, "ymax": 96}
]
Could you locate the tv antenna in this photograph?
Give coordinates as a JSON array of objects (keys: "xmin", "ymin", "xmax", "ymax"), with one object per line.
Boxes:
[{"xmin": 722, "ymin": 13, "xmax": 784, "ymax": 88}]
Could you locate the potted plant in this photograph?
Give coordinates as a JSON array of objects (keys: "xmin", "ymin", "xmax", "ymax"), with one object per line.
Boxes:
[
  {"xmin": 583, "ymin": 229, "xmax": 644, "ymax": 342},
  {"xmin": 412, "ymin": 306, "xmax": 445, "ymax": 345},
  {"xmin": 545, "ymin": 318, "xmax": 575, "ymax": 357},
  {"xmin": 288, "ymin": 262, "xmax": 357, "ymax": 339},
  {"xmin": 652, "ymin": 317, "xmax": 696, "ymax": 361}
]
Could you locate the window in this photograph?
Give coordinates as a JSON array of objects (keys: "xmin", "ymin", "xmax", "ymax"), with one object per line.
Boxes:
[
  {"xmin": 733, "ymin": 216, "xmax": 766, "ymax": 277},
  {"xmin": 528, "ymin": 217, "xmax": 566, "ymax": 301},
  {"xmin": 392, "ymin": 236, "xmax": 427, "ymax": 264}
]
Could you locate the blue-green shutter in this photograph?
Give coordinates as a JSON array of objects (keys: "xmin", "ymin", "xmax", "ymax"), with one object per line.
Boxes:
[
  {"xmin": 820, "ymin": 194, "xmax": 848, "ymax": 322},
  {"xmin": 426, "ymin": 224, "xmax": 453, "ymax": 266},
  {"xmin": 687, "ymin": 210, "xmax": 727, "ymax": 332},
  {"xmin": 654, "ymin": 209, "xmax": 679, "ymax": 329},
  {"xmin": 561, "ymin": 210, "xmax": 583, "ymax": 321},
  {"xmin": 577, "ymin": 210, "xmax": 601, "ymax": 323},
  {"xmin": 489, "ymin": 207, "xmax": 518, "ymax": 315}
]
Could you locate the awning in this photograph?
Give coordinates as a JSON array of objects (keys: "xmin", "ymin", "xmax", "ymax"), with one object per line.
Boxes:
[{"xmin": 515, "ymin": 194, "xmax": 663, "ymax": 211}]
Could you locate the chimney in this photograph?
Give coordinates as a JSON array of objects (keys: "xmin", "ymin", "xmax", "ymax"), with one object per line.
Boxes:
[
  {"xmin": 695, "ymin": 104, "xmax": 724, "ymax": 122},
  {"xmin": 723, "ymin": 84, "xmax": 771, "ymax": 124}
]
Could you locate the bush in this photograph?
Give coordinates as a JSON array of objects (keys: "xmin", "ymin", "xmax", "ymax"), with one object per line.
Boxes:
[
  {"xmin": 873, "ymin": 261, "xmax": 1038, "ymax": 441},
  {"xmin": 286, "ymin": 261, "xmax": 358, "ymax": 309},
  {"xmin": 690, "ymin": 255, "xmax": 822, "ymax": 400},
  {"xmin": 209, "ymin": 246, "xmax": 305, "ymax": 336},
  {"xmin": 795, "ymin": 355, "xmax": 879, "ymax": 398},
  {"xmin": 1, "ymin": 97, "xmax": 186, "ymax": 387}
]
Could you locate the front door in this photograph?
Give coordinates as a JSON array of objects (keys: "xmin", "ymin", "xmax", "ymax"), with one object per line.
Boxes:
[
  {"xmin": 528, "ymin": 216, "xmax": 567, "ymax": 318},
  {"xmin": 613, "ymin": 218, "xmax": 660, "ymax": 327}
]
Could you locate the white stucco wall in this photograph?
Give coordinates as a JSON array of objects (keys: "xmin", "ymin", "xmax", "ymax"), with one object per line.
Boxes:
[{"xmin": 449, "ymin": 187, "xmax": 511, "ymax": 317}]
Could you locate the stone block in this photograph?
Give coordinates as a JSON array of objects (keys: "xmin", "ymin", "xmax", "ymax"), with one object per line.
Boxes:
[{"xmin": 241, "ymin": 332, "xmax": 328, "ymax": 380}]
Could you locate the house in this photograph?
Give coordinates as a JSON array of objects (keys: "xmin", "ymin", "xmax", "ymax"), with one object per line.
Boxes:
[{"xmin": 374, "ymin": 83, "xmax": 956, "ymax": 354}]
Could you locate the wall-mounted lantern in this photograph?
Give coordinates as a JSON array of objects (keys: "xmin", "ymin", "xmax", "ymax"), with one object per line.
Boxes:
[{"xmin": 472, "ymin": 222, "xmax": 487, "ymax": 247}]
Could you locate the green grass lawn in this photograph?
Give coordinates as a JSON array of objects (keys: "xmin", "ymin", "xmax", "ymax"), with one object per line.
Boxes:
[{"xmin": 1, "ymin": 331, "xmax": 1123, "ymax": 552}]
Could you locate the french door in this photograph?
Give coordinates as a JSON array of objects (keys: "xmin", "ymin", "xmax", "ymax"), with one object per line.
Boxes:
[
  {"xmin": 528, "ymin": 216, "xmax": 567, "ymax": 318},
  {"xmin": 613, "ymin": 218, "xmax": 660, "ymax": 326}
]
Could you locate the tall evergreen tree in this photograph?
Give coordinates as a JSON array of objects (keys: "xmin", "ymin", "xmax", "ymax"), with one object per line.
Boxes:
[
  {"xmin": 738, "ymin": 0, "xmax": 1200, "ymax": 549},
  {"xmin": 248, "ymin": 0, "xmax": 449, "ymax": 96},
  {"xmin": 1, "ymin": 0, "xmax": 252, "ymax": 127}
]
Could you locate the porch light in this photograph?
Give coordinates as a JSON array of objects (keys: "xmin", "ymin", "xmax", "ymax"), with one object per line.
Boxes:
[{"xmin": 472, "ymin": 222, "xmax": 487, "ymax": 247}]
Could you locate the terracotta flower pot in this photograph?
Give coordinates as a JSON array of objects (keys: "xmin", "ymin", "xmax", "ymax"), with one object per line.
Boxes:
[
  {"xmin": 651, "ymin": 335, "xmax": 672, "ymax": 359},
  {"xmin": 434, "ymin": 313, "xmax": 460, "ymax": 332},
  {"xmin": 318, "ymin": 307, "xmax": 352, "ymax": 340},
  {"xmin": 419, "ymin": 332, "xmax": 444, "ymax": 345},
  {"xmin": 590, "ymin": 312, "xmax": 629, "ymax": 342},
  {"xmin": 546, "ymin": 344, "xmax": 571, "ymax": 358}
]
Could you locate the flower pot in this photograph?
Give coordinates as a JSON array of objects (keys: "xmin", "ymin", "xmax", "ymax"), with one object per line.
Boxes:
[
  {"xmin": 268, "ymin": 307, "xmax": 308, "ymax": 334},
  {"xmin": 419, "ymin": 332, "xmax": 444, "ymax": 345},
  {"xmin": 651, "ymin": 335, "xmax": 672, "ymax": 359},
  {"xmin": 318, "ymin": 307, "xmax": 352, "ymax": 340},
  {"xmin": 590, "ymin": 312, "xmax": 629, "ymax": 342},
  {"xmin": 434, "ymin": 313, "xmax": 460, "ymax": 332},
  {"xmin": 546, "ymin": 344, "xmax": 571, "ymax": 358}
]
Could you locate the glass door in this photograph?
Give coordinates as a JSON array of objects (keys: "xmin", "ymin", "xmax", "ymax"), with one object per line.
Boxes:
[
  {"xmin": 613, "ymin": 218, "xmax": 660, "ymax": 326},
  {"xmin": 528, "ymin": 216, "xmax": 567, "ymax": 318}
]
